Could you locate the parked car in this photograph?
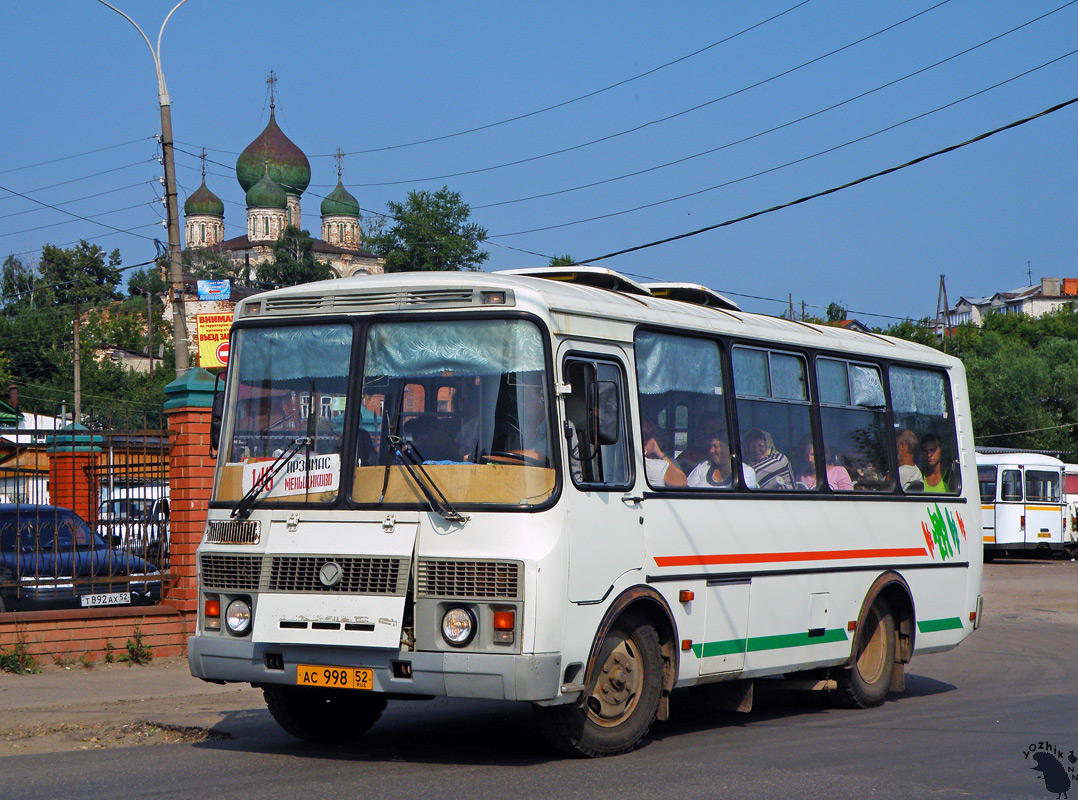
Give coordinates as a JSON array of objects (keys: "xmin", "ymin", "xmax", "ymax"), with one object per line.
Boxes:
[
  {"xmin": 97, "ymin": 486, "xmax": 170, "ymax": 565},
  {"xmin": 0, "ymin": 504, "xmax": 161, "ymax": 613}
]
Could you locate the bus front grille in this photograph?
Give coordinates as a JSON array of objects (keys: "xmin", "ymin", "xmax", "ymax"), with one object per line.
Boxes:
[
  {"xmin": 204, "ymin": 520, "xmax": 260, "ymax": 545},
  {"xmin": 268, "ymin": 556, "xmax": 409, "ymax": 595},
  {"xmin": 200, "ymin": 554, "xmax": 263, "ymax": 590},
  {"xmin": 417, "ymin": 559, "xmax": 522, "ymax": 600}
]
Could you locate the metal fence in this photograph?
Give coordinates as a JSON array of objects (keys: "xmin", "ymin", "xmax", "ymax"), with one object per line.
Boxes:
[{"xmin": 0, "ymin": 412, "xmax": 170, "ymax": 614}]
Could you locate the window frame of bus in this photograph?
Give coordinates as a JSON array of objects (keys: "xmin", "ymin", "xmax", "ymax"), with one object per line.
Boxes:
[
  {"xmin": 815, "ymin": 356, "xmax": 893, "ymax": 493},
  {"xmin": 633, "ymin": 328, "xmax": 733, "ymax": 492},
  {"xmin": 349, "ymin": 312, "xmax": 562, "ymax": 512},
  {"xmin": 730, "ymin": 344, "xmax": 812, "ymax": 492},
  {"xmin": 562, "ymin": 353, "xmax": 633, "ymax": 491},
  {"xmin": 887, "ymin": 362, "xmax": 963, "ymax": 496}
]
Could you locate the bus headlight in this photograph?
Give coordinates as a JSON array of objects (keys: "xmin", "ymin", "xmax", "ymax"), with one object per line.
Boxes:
[
  {"xmin": 225, "ymin": 598, "xmax": 252, "ymax": 636},
  {"xmin": 441, "ymin": 607, "xmax": 476, "ymax": 646}
]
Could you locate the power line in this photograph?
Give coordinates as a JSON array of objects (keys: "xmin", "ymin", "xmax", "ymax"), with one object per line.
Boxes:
[
  {"xmin": 473, "ymin": 0, "xmax": 1077, "ymax": 211},
  {"xmin": 343, "ymin": 0, "xmax": 954, "ymax": 188},
  {"xmin": 492, "ymin": 49, "xmax": 1078, "ymax": 239},
  {"xmin": 0, "ymin": 137, "xmax": 152, "ymax": 176},
  {"xmin": 0, "ymin": 180, "xmax": 158, "ymax": 221},
  {"xmin": 0, "ymin": 200, "xmax": 160, "ymax": 239},
  {"xmin": 0, "ymin": 181, "xmax": 158, "ymax": 242},
  {"xmin": 573, "ymin": 94, "xmax": 1078, "ymax": 264},
  {"xmin": 2, "ymin": 223, "xmax": 163, "ymax": 260},
  {"xmin": 0, "ymin": 159, "xmax": 157, "ymax": 201},
  {"xmin": 178, "ymin": 1, "xmax": 816, "ymax": 160}
]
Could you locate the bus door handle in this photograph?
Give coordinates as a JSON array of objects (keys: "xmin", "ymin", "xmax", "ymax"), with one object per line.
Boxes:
[{"xmin": 621, "ymin": 495, "xmax": 644, "ymax": 506}]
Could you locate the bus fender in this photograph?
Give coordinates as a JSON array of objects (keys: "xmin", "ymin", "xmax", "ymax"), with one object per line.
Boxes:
[
  {"xmin": 849, "ymin": 571, "xmax": 916, "ymax": 692},
  {"xmin": 581, "ymin": 585, "xmax": 679, "ymax": 721}
]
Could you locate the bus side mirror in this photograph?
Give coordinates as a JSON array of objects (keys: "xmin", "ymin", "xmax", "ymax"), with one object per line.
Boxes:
[{"xmin": 209, "ymin": 371, "xmax": 226, "ymax": 457}]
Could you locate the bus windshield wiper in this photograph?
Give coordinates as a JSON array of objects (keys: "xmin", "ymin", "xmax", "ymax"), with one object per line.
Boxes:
[
  {"xmin": 387, "ymin": 433, "xmax": 470, "ymax": 524},
  {"xmin": 232, "ymin": 436, "xmax": 311, "ymax": 520}
]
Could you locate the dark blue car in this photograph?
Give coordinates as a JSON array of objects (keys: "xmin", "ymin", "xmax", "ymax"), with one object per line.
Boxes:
[{"xmin": 0, "ymin": 504, "xmax": 161, "ymax": 613}]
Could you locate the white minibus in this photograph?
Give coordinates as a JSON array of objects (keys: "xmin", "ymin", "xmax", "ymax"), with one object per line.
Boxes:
[
  {"xmin": 977, "ymin": 452, "xmax": 1073, "ymax": 559},
  {"xmin": 189, "ymin": 267, "xmax": 983, "ymax": 756}
]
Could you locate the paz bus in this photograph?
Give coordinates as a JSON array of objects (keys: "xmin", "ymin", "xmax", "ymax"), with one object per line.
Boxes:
[
  {"xmin": 976, "ymin": 451, "xmax": 1077, "ymax": 559},
  {"xmin": 188, "ymin": 267, "xmax": 983, "ymax": 757}
]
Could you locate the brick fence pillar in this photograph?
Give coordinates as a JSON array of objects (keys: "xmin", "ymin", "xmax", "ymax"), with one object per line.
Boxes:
[
  {"xmin": 46, "ymin": 423, "xmax": 102, "ymax": 523},
  {"xmin": 163, "ymin": 368, "xmax": 218, "ymax": 615}
]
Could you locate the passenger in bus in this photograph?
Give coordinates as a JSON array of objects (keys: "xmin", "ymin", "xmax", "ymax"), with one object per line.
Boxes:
[
  {"xmin": 896, "ymin": 429, "xmax": 925, "ymax": 492},
  {"xmin": 743, "ymin": 428, "xmax": 794, "ymax": 489},
  {"xmin": 921, "ymin": 433, "xmax": 953, "ymax": 493},
  {"xmin": 794, "ymin": 435, "xmax": 853, "ymax": 491},
  {"xmin": 640, "ymin": 419, "xmax": 687, "ymax": 488},
  {"xmin": 793, "ymin": 434, "xmax": 817, "ymax": 490},
  {"xmin": 687, "ymin": 432, "xmax": 758, "ymax": 489}
]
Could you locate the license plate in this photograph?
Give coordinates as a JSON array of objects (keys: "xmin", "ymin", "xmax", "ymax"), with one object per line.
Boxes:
[
  {"xmin": 296, "ymin": 664, "xmax": 373, "ymax": 690},
  {"xmin": 81, "ymin": 591, "xmax": 131, "ymax": 608}
]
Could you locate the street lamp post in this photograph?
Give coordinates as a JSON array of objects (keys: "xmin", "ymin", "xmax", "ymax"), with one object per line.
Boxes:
[{"xmin": 97, "ymin": 0, "xmax": 190, "ymax": 373}]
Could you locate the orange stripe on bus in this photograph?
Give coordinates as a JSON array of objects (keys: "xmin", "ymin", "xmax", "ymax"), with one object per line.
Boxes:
[
  {"xmin": 653, "ymin": 547, "xmax": 929, "ymax": 568},
  {"xmin": 1026, "ymin": 505, "xmax": 1063, "ymax": 511},
  {"xmin": 983, "ymin": 535, "xmax": 995, "ymax": 542}
]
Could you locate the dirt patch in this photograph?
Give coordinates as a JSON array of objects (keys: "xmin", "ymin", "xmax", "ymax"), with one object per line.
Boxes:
[{"xmin": 2, "ymin": 719, "xmax": 231, "ymax": 754}]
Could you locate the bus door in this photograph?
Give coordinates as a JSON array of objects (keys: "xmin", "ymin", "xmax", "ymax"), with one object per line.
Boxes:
[
  {"xmin": 1024, "ymin": 468, "xmax": 1064, "ymax": 547},
  {"xmin": 559, "ymin": 350, "xmax": 643, "ymax": 603},
  {"xmin": 978, "ymin": 465, "xmax": 997, "ymax": 546},
  {"xmin": 993, "ymin": 467, "xmax": 1024, "ymax": 547}
]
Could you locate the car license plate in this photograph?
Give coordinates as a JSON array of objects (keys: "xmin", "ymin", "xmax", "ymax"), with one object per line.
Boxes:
[
  {"xmin": 296, "ymin": 664, "xmax": 374, "ymax": 690},
  {"xmin": 81, "ymin": 591, "xmax": 131, "ymax": 607}
]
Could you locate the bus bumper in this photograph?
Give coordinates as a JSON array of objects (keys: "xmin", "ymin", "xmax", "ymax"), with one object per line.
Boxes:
[{"xmin": 188, "ymin": 635, "xmax": 562, "ymax": 703}]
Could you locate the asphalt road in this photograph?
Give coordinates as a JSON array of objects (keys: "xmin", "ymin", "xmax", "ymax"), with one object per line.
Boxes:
[{"xmin": 1, "ymin": 558, "xmax": 1075, "ymax": 800}]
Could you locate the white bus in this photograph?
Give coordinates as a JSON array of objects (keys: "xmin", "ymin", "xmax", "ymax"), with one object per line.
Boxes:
[
  {"xmin": 188, "ymin": 267, "xmax": 983, "ymax": 757},
  {"xmin": 977, "ymin": 452, "xmax": 1074, "ymax": 559}
]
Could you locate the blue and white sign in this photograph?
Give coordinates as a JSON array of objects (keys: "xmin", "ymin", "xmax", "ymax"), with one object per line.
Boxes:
[{"xmin": 197, "ymin": 279, "xmax": 231, "ymax": 301}]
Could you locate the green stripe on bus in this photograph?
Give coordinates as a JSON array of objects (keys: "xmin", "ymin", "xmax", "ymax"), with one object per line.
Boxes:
[
  {"xmin": 917, "ymin": 617, "xmax": 964, "ymax": 633},
  {"xmin": 691, "ymin": 628, "xmax": 848, "ymax": 658}
]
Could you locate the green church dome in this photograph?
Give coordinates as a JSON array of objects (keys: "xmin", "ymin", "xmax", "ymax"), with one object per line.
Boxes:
[
  {"xmin": 236, "ymin": 108, "xmax": 311, "ymax": 197},
  {"xmin": 183, "ymin": 180, "xmax": 224, "ymax": 217},
  {"xmin": 320, "ymin": 180, "xmax": 360, "ymax": 218},
  {"xmin": 245, "ymin": 169, "xmax": 288, "ymax": 210}
]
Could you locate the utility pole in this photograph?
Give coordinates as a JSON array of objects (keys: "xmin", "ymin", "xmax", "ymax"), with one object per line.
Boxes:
[
  {"xmin": 935, "ymin": 275, "xmax": 950, "ymax": 353},
  {"xmin": 97, "ymin": 0, "xmax": 190, "ymax": 373}
]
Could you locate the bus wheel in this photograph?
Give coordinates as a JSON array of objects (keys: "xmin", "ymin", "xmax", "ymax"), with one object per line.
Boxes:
[
  {"xmin": 829, "ymin": 598, "xmax": 896, "ymax": 709},
  {"xmin": 535, "ymin": 616, "xmax": 663, "ymax": 757},
  {"xmin": 262, "ymin": 684, "xmax": 387, "ymax": 742}
]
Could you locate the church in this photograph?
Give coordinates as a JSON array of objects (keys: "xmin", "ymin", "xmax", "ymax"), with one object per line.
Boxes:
[{"xmin": 181, "ymin": 78, "xmax": 384, "ymax": 280}]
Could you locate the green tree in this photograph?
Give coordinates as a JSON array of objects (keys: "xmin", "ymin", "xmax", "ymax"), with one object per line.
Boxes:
[
  {"xmin": 825, "ymin": 302, "xmax": 847, "ymax": 323},
  {"xmin": 548, "ymin": 254, "xmax": 576, "ymax": 266},
  {"xmin": 1, "ymin": 255, "xmax": 37, "ymax": 309},
  {"xmin": 367, "ymin": 186, "xmax": 489, "ymax": 273},
  {"xmin": 38, "ymin": 241, "xmax": 122, "ymax": 305},
  {"xmin": 257, "ymin": 226, "xmax": 333, "ymax": 288}
]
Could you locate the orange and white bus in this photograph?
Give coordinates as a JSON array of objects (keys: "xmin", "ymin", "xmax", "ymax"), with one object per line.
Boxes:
[
  {"xmin": 977, "ymin": 451, "xmax": 1075, "ymax": 559},
  {"xmin": 189, "ymin": 266, "xmax": 983, "ymax": 756}
]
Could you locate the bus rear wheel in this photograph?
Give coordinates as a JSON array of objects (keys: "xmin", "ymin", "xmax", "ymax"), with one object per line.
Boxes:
[
  {"xmin": 535, "ymin": 615, "xmax": 663, "ymax": 757},
  {"xmin": 829, "ymin": 598, "xmax": 896, "ymax": 709},
  {"xmin": 262, "ymin": 684, "xmax": 387, "ymax": 742}
]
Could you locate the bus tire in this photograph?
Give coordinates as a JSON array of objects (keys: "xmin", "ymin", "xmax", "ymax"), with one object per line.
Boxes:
[
  {"xmin": 535, "ymin": 615, "xmax": 663, "ymax": 757},
  {"xmin": 829, "ymin": 598, "xmax": 896, "ymax": 709},
  {"xmin": 262, "ymin": 684, "xmax": 387, "ymax": 742}
]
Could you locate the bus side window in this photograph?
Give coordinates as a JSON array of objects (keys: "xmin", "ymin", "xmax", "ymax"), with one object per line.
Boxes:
[
  {"xmin": 563, "ymin": 357, "xmax": 631, "ymax": 489},
  {"xmin": 1001, "ymin": 469, "xmax": 1022, "ymax": 501},
  {"xmin": 817, "ymin": 358, "xmax": 890, "ymax": 493},
  {"xmin": 635, "ymin": 331, "xmax": 728, "ymax": 491},
  {"xmin": 888, "ymin": 365, "xmax": 962, "ymax": 495}
]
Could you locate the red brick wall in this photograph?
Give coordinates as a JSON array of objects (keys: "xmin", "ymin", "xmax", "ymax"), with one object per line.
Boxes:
[
  {"xmin": 0, "ymin": 404, "xmax": 211, "ymax": 664},
  {"xmin": 0, "ymin": 606, "xmax": 187, "ymax": 664}
]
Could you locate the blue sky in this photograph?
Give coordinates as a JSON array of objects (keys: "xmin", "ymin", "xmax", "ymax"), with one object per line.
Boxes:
[{"xmin": 1, "ymin": 0, "xmax": 1076, "ymax": 324}]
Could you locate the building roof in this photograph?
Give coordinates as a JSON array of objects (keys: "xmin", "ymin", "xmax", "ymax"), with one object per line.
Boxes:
[
  {"xmin": 320, "ymin": 180, "xmax": 360, "ymax": 218},
  {"xmin": 245, "ymin": 169, "xmax": 288, "ymax": 210},
  {"xmin": 215, "ymin": 234, "xmax": 379, "ymax": 259},
  {"xmin": 235, "ymin": 108, "xmax": 311, "ymax": 197},
  {"xmin": 183, "ymin": 180, "xmax": 225, "ymax": 218}
]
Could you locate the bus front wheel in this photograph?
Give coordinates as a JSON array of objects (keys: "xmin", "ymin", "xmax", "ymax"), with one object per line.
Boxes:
[
  {"xmin": 262, "ymin": 684, "xmax": 387, "ymax": 742},
  {"xmin": 829, "ymin": 598, "xmax": 896, "ymax": 709},
  {"xmin": 535, "ymin": 615, "xmax": 663, "ymax": 757}
]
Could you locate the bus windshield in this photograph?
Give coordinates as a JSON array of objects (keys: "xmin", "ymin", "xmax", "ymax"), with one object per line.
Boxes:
[
  {"xmin": 352, "ymin": 318, "xmax": 556, "ymax": 508},
  {"xmin": 214, "ymin": 318, "xmax": 556, "ymax": 509}
]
